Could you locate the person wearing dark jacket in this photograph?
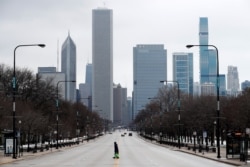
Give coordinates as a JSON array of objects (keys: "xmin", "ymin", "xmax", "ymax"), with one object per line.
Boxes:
[{"xmin": 113, "ymin": 142, "xmax": 119, "ymax": 158}]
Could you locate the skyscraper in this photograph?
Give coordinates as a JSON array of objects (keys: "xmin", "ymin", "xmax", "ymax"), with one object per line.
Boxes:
[
  {"xmin": 85, "ymin": 63, "xmax": 92, "ymax": 94},
  {"xmin": 78, "ymin": 63, "xmax": 93, "ymax": 109},
  {"xmin": 133, "ymin": 44, "xmax": 167, "ymax": 119},
  {"xmin": 78, "ymin": 83, "xmax": 91, "ymax": 109},
  {"xmin": 61, "ymin": 33, "xmax": 76, "ymax": 102},
  {"xmin": 173, "ymin": 52, "xmax": 193, "ymax": 95},
  {"xmin": 199, "ymin": 17, "xmax": 218, "ymax": 95},
  {"xmin": 199, "ymin": 17, "xmax": 209, "ymax": 84},
  {"xmin": 227, "ymin": 65, "xmax": 239, "ymax": 96},
  {"xmin": 92, "ymin": 8, "xmax": 113, "ymax": 121},
  {"xmin": 113, "ymin": 84, "xmax": 127, "ymax": 126}
]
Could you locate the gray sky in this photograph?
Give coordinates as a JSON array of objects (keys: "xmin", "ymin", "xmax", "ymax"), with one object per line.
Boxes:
[{"xmin": 1, "ymin": 0, "xmax": 250, "ymax": 96}]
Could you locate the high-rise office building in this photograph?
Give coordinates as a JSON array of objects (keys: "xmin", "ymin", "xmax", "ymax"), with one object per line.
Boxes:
[
  {"xmin": 208, "ymin": 49, "xmax": 217, "ymax": 84},
  {"xmin": 78, "ymin": 83, "xmax": 91, "ymax": 109},
  {"xmin": 193, "ymin": 82, "xmax": 201, "ymax": 96},
  {"xmin": 219, "ymin": 74, "xmax": 226, "ymax": 96},
  {"xmin": 201, "ymin": 82, "xmax": 216, "ymax": 96},
  {"xmin": 199, "ymin": 17, "xmax": 217, "ymax": 85},
  {"xmin": 227, "ymin": 66, "xmax": 239, "ymax": 96},
  {"xmin": 113, "ymin": 84, "xmax": 127, "ymax": 126},
  {"xmin": 173, "ymin": 52, "xmax": 193, "ymax": 95},
  {"xmin": 37, "ymin": 67, "xmax": 66, "ymax": 100},
  {"xmin": 78, "ymin": 64, "xmax": 92, "ymax": 110},
  {"xmin": 92, "ymin": 8, "xmax": 113, "ymax": 121},
  {"xmin": 199, "ymin": 17, "xmax": 209, "ymax": 84},
  {"xmin": 241, "ymin": 80, "xmax": 250, "ymax": 91},
  {"xmin": 199, "ymin": 17, "xmax": 220, "ymax": 97},
  {"xmin": 133, "ymin": 44, "xmax": 167, "ymax": 119},
  {"xmin": 85, "ymin": 63, "xmax": 92, "ymax": 94},
  {"xmin": 61, "ymin": 33, "xmax": 76, "ymax": 102},
  {"xmin": 126, "ymin": 97, "xmax": 133, "ymax": 125}
]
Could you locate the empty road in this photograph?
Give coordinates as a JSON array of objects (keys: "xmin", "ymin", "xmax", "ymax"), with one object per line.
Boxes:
[{"xmin": 0, "ymin": 130, "xmax": 236, "ymax": 167}]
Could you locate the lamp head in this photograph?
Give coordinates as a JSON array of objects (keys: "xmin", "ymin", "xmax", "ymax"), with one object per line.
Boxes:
[
  {"xmin": 38, "ymin": 44, "xmax": 46, "ymax": 48},
  {"xmin": 186, "ymin": 45, "xmax": 194, "ymax": 49}
]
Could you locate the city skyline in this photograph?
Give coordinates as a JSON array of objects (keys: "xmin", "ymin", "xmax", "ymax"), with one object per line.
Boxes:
[{"xmin": 1, "ymin": 0, "xmax": 250, "ymax": 96}]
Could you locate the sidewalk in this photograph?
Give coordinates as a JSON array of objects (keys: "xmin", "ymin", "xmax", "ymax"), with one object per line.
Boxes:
[
  {"xmin": 0, "ymin": 141, "xmax": 87, "ymax": 165},
  {"xmin": 140, "ymin": 135, "xmax": 249, "ymax": 167},
  {"xmin": 0, "ymin": 148, "xmax": 55, "ymax": 165},
  {"xmin": 174, "ymin": 145, "xmax": 248, "ymax": 166}
]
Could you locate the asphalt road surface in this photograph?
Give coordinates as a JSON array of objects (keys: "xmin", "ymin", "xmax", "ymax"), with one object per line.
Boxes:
[{"xmin": 1, "ymin": 130, "xmax": 236, "ymax": 167}]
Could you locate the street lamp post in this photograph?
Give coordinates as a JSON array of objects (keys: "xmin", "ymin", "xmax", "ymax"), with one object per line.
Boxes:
[
  {"xmin": 160, "ymin": 80, "xmax": 181, "ymax": 149},
  {"xmin": 56, "ymin": 80, "xmax": 75, "ymax": 149},
  {"xmin": 76, "ymin": 96, "xmax": 90, "ymax": 143},
  {"xmin": 12, "ymin": 44, "xmax": 45, "ymax": 159},
  {"xmin": 186, "ymin": 44, "xmax": 221, "ymax": 158}
]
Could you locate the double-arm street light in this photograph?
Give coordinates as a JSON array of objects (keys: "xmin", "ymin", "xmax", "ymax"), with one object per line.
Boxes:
[
  {"xmin": 186, "ymin": 44, "xmax": 221, "ymax": 158},
  {"xmin": 160, "ymin": 80, "xmax": 181, "ymax": 149},
  {"xmin": 12, "ymin": 44, "xmax": 45, "ymax": 159},
  {"xmin": 56, "ymin": 80, "xmax": 76, "ymax": 149}
]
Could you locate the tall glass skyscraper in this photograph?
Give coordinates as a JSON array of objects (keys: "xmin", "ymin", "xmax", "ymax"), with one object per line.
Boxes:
[
  {"xmin": 219, "ymin": 74, "xmax": 226, "ymax": 96},
  {"xmin": 173, "ymin": 52, "xmax": 193, "ymax": 95},
  {"xmin": 133, "ymin": 45, "xmax": 167, "ymax": 119},
  {"xmin": 199, "ymin": 17, "xmax": 209, "ymax": 84},
  {"xmin": 199, "ymin": 17, "xmax": 217, "ymax": 91},
  {"xmin": 92, "ymin": 8, "xmax": 113, "ymax": 121},
  {"xmin": 61, "ymin": 33, "xmax": 76, "ymax": 102}
]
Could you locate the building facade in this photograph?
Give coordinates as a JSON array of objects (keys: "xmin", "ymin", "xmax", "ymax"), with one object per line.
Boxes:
[
  {"xmin": 201, "ymin": 82, "xmax": 216, "ymax": 96},
  {"xmin": 78, "ymin": 83, "xmax": 91, "ymax": 109},
  {"xmin": 92, "ymin": 8, "xmax": 113, "ymax": 121},
  {"xmin": 113, "ymin": 84, "xmax": 127, "ymax": 126},
  {"xmin": 227, "ymin": 65, "xmax": 239, "ymax": 96},
  {"xmin": 241, "ymin": 80, "xmax": 250, "ymax": 91},
  {"xmin": 199, "ymin": 18, "xmax": 217, "ymax": 85},
  {"xmin": 38, "ymin": 67, "xmax": 56, "ymax": 73},
  {"xmin": 126, "ymin": 97, "xmax": 133, "ymax": 125},
  {"xmin": 219, "ymin": 74, "xmax": 226, "ymax": 96},
  {"xmin": 37, "ymin": 68, "xmax": 66, "ymax": 100},
  {"xmin": 133, "ymin": 44, "xmax": 167, "ymax": 119},
  {"xmin": 61, "ymin": 33, "xmax": 77, "ymax": 102},
  {"xmin": 199, "ymin": 17, "xmax": 210, "ymax": 84},
  {"xmin": 85, "ymin": 63, "xmax": 92, "ymax": 95},
  {"xmin": 173, "ymin": 52, "xmax": 193, "ymax": 95},
  {"xmin": 77, "ymin": 63, "xmax": 93, "ymax": 110}
]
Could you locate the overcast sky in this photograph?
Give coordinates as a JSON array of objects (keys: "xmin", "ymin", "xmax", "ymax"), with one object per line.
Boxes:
[{"xmin": 1, "ymin": 0, "xmax": 250, "ymax": 96}]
